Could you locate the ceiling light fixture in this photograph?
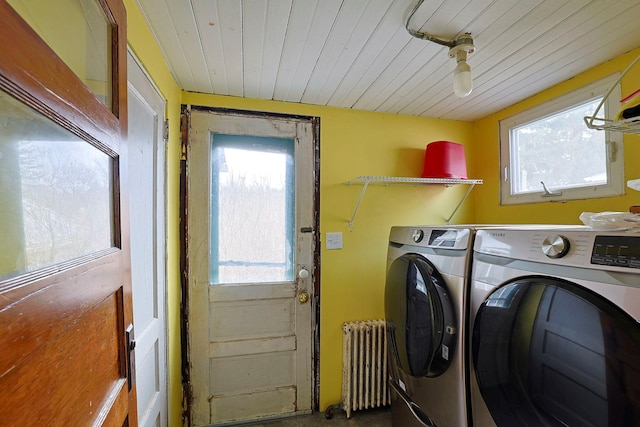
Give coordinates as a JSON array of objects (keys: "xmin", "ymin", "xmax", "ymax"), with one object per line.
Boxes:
[{"xmin": 405, "ymin": 0, "xmax": 475, "ymax": 97}]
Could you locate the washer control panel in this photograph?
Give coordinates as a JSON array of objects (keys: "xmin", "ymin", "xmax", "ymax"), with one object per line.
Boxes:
[{"xmin": 389, "ymin": 226, "xmax": 471, "ymax": 250}]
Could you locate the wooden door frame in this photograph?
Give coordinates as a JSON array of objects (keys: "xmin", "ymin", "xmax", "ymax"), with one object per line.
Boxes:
[{"xmin": 179, "ymin": 105, "xmax": 321, "ymax": 424}]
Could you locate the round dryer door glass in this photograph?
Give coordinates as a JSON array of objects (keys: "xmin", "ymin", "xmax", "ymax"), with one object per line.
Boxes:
[
  {"xmin": 385, "ymin": 254, "xmax": 456, "ymax": 377},
  {"xmin": 472, "ymin": 277, "xmax": 640, "ymax": 427}
]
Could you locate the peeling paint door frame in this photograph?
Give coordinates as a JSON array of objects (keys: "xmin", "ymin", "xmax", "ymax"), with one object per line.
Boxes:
[{"xmin": 181, "ymin": 106, "xmax": 320, "ymax": 426}]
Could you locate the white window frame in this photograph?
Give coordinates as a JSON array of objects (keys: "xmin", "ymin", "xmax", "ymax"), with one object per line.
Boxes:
[{"xmin": 500, "ymin": 74, "xmax": 624, "ymax": 205}]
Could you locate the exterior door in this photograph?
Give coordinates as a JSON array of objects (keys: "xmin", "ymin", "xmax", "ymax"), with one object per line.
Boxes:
[
  {"xmin": 128, "ymin": 51, "xmax": 168, "ymax": 427},
  {"xmin": 186, "ymin": 109, "xmax": 318, "ymax": 425},
  {"xmin": 0, "ymin": 0, "xmax": 136, "ymax": 425}
]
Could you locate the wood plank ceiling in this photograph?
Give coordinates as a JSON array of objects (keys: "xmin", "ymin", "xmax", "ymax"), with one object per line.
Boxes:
[{"xmin": 136, "ymin": 0, "xmax": 640, "ymax": 121}]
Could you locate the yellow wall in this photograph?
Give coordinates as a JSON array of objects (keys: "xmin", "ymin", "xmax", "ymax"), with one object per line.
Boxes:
[
  {"xmin": 125, "ymin": 0, "xmax": 640, "ymax": 422},
  {"xmin": 182, "ymin": 92, "xmax": 476, "ymax": 410},
  {"xmin": 473, "ymin": 48, "xmax": 640, "ymax": 224},
  {"xmin": 124, "ymin": 1, "xmax": 183, "ymax": 426}
]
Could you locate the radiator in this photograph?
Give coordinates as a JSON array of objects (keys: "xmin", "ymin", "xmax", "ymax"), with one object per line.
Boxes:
[{"xmin": 342, "ymin": 320, "xmax": 390, "ymax": 418}]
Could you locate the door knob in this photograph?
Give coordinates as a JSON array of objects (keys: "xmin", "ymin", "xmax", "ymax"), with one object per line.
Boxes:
[
  {"xmin": 298, "ymin": 291, "xmax": 310, "ymax": 304},
  {"xmin": 298, "ymin": 268, "xmax": 309, "ymax": 279}
]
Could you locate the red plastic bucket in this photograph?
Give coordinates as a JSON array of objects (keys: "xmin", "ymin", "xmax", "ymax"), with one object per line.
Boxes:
[{"xmin": 421, "ymin": 141, "xmax": 468, "ymax": 179}]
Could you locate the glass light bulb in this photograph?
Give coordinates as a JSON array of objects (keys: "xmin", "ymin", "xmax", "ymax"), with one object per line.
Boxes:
[{"xmin": 453, "ymin": 60, "xmax": 473, "ymax": 97}]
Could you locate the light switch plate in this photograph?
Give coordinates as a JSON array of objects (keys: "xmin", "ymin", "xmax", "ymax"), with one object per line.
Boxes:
[{"xmin": 326, "ymin": 232, "xmax": 343, "ymax": 250}]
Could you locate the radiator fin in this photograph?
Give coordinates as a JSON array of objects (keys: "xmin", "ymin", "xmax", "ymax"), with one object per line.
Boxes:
[{"xmin": 342, "ymin": 320, "xmax": 390, "ymax": 418}]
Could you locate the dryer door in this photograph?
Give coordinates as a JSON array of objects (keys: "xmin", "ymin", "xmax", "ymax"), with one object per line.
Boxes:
[
  {"xmin": 385, "ymin": 253, "xmax": 456, "ymax": 378},
  {"xmin": 472, "ymin": 277, "xmax": 640, "ymax": 427}
]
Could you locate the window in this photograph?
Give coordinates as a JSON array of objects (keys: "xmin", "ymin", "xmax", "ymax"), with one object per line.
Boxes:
[{"xmin": 500, "ymin": 75, "xmax": 623, "ymax": 205}]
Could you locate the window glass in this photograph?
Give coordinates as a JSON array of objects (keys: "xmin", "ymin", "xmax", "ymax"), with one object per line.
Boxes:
[
  {"xmin": 7, "ymin": 0, "xmax": 112, "ymax": 110},
  {"xmin": 500, "ymin": 75, "xmax": 623, "ymax": 205},
  {"xmin": 510, "ymin": 98, "xmax": 606, "ymax": 193},
  {"xmin": 0, "ymin": 90, "xmax": 114, "ymax": 280},
  {"xmin": 209, "ymin": 134, "xmax": 294, "ymax": 284}
]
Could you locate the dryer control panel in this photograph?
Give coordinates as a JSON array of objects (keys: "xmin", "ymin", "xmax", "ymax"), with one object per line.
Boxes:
[
  {"xmin": 474, "ymin": 228, "xmax": 640, "ymax": 273},
  {"xmin": 591, "ymin": 235, "xmax": 640, "ymax": 269}
]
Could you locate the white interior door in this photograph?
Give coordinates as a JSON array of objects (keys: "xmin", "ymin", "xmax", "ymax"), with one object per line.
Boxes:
[
  {"xmin": 187, "ymin": 110, "xmax": 317, "ymax": 426},
  {"xmin": 127, "ymin": 51, "xmax": 168, "ymax": 427}
]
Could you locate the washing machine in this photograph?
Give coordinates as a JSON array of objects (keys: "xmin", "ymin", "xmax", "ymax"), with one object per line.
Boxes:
[
  {"xmin": 469, "ymin": 227, "xmax": 640, "ymax": 427},
  {"xmin": 385, "ymin": 225, "xmax": 475, "ymax": 427}
]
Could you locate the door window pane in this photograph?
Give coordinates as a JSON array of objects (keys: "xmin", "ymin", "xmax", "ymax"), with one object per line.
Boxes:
[
  {"xmin": 0, "ymin": 90, "xmax": 114, "ymax": 280},
  {"xmin": 210, "ymin": 134, "xmax": 294, "ymax": 284},
  {"xmin": 8, "ymin": 0, "xmax": 112, "ymax": 109}
]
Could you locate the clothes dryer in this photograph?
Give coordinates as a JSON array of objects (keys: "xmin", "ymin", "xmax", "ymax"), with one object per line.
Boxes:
[
  {"xmin": 385, "ymin": 226, "xmax": 475, "ymax": 427},
  {"xmin": 469, "ymin": 227, "xmax": 640, "ymax": 427}
]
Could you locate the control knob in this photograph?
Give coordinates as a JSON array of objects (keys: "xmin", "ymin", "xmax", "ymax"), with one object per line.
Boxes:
[
  {"xmin": 542, "ymin": 235, "xmax": 570, "ymax": 259},
  {"xmin": 412, "ymin": 229, "xmax": 424, "ymax": 243}
]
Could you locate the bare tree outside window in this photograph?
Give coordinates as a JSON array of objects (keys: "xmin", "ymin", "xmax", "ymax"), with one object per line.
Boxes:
[
  {"xmin": 210, "ymin": 138, "xmax": 295, "ymax": 284},
  {"xmin": 511, "ymin": 98, "xmax": 606, "ymax": 194}
]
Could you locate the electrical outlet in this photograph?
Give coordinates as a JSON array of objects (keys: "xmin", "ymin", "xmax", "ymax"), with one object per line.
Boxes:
[{"xmin": 326, "ymin": 232, "xmax": 343, "ymax": 250}]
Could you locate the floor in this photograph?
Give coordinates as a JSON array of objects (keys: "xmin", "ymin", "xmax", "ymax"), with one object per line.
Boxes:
[{"xmin": 239, "ymin": 407, "xmax": 392, "ymax": 427}]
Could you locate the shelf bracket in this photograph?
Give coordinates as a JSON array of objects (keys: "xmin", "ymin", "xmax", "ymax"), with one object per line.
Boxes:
[
  {"xmin": 445, "ymin": 182, "xmax": 476, "ymax": 224},
  {"xmin": 348, "ymin": 177, "xmax": 371, "ymax": 229}
]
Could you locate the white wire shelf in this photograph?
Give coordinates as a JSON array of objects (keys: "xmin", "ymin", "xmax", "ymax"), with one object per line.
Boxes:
[
  {"xmin": 583, "ymin": 116, "xmax": 640, "ymax": 133},
  {"xmin": 584, "ymin": 54, "xmax": 640, "ymax": 134},
  {"xmin": 345, "ymin": 176, "xmax": 483, "ymax": 186},
  {"xmin": 345, "ymin": 175, "xmax": 483, "ymax": 228}
]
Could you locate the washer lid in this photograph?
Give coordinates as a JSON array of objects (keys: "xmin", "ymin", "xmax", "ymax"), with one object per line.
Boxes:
[{"xmin": 385, "ymin": 254, "xmax": 457, "ymax": 377}]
